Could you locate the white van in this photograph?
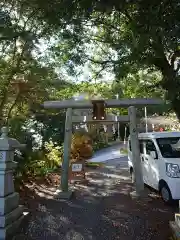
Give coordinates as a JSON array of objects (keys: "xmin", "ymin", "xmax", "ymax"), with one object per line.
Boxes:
[{"xmin": 128, "ymin": 131, "xmax": 180, "ymax": 203}]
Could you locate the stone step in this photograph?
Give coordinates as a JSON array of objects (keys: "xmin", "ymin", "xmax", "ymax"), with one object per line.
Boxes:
[
  {"xmin": 0, "ymin": 205, "xmax": 24, "ymax": 228},
  {"xmin": 0, "ymin": 213, "xmax": 24, "ymax": 240},
  {"xmin": 0, "ymin": 192, "xmax": 19, "ymax": 215}
]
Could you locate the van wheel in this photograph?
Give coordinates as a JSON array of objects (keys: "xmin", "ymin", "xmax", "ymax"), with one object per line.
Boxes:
[
  {"xmin": 159, "ymin": 183, "xmax": 173, "ymax": 204},
  {"xmin": 130, "ymin": 169, "xmax": 135, "ymax": 183}
]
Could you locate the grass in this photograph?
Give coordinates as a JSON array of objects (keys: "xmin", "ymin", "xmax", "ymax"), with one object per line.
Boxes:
[
  {"xmin": 120, "ymin": 148, "xmax": 128, "ymax": 154},
  {"xmin": 85, "ymin": 162, "xmax": 105, "ymax": 168}
]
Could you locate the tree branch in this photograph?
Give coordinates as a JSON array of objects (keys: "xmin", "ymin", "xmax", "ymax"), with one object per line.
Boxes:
[
  {"xmin": 92, "ymin": 64, "xmax": 107, "ymax": 83},
  {"xmin": 88, "ymin": 58, "xmax": 118, "ymax": 65},
  {"xmin": 171, "ymin": 50, "xmax": 180, "ymax": 66},
  {"xmin": 6, "ymin": 91, "xmax": 21, "ymax": 122},
  {"xmin": 175, "ymin": 61, "xmax": 180, "ymax": 73},
  {"xmin": 92, "ymin": 17, "xmax": 121, "ymax": 32},
  {"xmin": 123, "ymin": 10, "xmax": 133, "ymax": 22},
  {"xmin": 0, "ymin": 40, "xmax": 27, "ymax": 118}
]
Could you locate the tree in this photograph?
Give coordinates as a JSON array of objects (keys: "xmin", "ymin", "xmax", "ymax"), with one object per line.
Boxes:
[
  {"xmin": 2, "ymin": 0, "xmax": 179, "ymax": 117},
  {"xmin": 89, "ymin": 1, "xmax": 180, "ymax": 117},
  {"xmin": 0, "ymin": 1, "xmax": 69, "ymax": 125},
  {"xmin": 22, "ymin": 0, "xmax": 180, "ymax": 117},
  {"xmin": 86, "ymin": 1, "xmax": 180, "ymax": 117}
]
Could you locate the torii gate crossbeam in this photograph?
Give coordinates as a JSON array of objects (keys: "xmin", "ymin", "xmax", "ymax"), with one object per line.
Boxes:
[{"xmin": 44, "ymin": 98, "xmax": 162, "ymax": 109}]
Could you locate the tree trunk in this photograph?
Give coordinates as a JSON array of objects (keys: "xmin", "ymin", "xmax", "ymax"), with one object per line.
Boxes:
[
  {"xmin": 161, "ymin": 73, "xmax": 180, "ymax": 120},
  {"xmin": 6, "ymin": 91, "xmax": 21, "ymax": 123}
]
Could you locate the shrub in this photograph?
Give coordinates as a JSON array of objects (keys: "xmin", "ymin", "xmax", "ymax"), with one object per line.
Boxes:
[
  {"xmin": 92, "ymin": 141, "xmax": 110, "ymax": 152},
  {"xmin": 44, "ymin": 141, "xmax": 63, "ymax": 168},
  {"xmin": 71, "ymin": 132, "xmax": 93, "ymax": 162},
  {"xmin": 14, "ymin": 140, "xmax": 63, "ymax": 181}
]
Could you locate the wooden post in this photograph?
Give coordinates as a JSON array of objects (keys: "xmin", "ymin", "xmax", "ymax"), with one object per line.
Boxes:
[
  {"xmin": 128, "ymin": 106, "xmax": 144, "ymax": 196},
  {"xmin": 124, "ymin": 126, "xmax": 127, "ymax": 144},
  {"xmin": 145, "ymin": 106, "xmax": 148, "ymax": 132},
  {"xmin": 61, "ymin": 108, "xmax": 73, "ymax": 193}
]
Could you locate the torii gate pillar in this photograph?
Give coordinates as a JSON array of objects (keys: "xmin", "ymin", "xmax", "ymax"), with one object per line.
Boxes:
[
  {"xmin": 128, "ymin": 106, "xmax": 144, "ymax": 197},
  {"xmin": 61, "ymin": 108, "xmax": 73, "ymax": 196}
]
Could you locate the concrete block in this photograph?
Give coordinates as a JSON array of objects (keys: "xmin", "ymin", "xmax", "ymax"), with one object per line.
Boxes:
[
  {"xmin": 0, "ymin": 213, "xmax": 24, "ymax": 240},
  {"xmin": 0, "ymin": 171, "xmax": 14, "ymax": 197},
  {"xmin": 0, "ymin": 162, "xmax": 17, "ymax": 171},
  {"xmin": 130, "ymin": 190, "xmax": 149, "ymax": 200},
  {"xmin": 0, "ymin": 127, "xmax": 26, "ymax": 239},
  {"xmin": 0, "ymin": 205, "xmax": 24, "ymax": 228},
  {"xmin": 0, "ymin": 192, "xmax": 19, "ymax": 215},
  {"xmin": 54, "ymin": 189, "xmax": 73, "ymax": 200},
  {"xmin": 0, "ymin": 151, "xmax": 14, "ymax": 163}
]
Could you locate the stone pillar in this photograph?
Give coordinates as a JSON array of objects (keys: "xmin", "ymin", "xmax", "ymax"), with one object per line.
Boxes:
[
  {"xmin": 55, "ymin": 108, "xmax": 73, "ymax": 199},
  {"xmin": 0, "ymin": 127, "xmax": 25, "ymax": 239},
  {"xmin": 128, "ymin": 106, "xmax": 144, "ymax": 198}
]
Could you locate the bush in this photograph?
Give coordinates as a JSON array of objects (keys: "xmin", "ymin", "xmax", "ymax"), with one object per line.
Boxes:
[
  {"xmin": 71, "ymin": 132, "xmax": 93, "ymax": 162},
  {"xmin": 14, "ymin": 140, "xmax": 63, "ymax": 181},
  {"xmin": 92, "ymin": 141, "xmax": 110, "ymax": 152},
  {"xmin": 44, "ymin": 141, "xmax": 63, "ymax": 168}
]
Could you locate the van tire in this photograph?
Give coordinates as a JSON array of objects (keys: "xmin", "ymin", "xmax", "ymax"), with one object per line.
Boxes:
[
  {"xmin": 130, "ymin": 168, "xmax": 135, "ymax": 183},
  {"xmin": 159, "ymin": 182, "xmax": 173, "ymax": 204}
]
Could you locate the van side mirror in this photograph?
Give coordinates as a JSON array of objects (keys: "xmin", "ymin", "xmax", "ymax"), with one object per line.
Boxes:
[{"xmin": 150, "ymin": 151, "xmax": 157, "ymax": 159}]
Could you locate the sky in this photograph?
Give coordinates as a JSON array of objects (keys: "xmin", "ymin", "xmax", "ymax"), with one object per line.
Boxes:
[{"xmin": 36, "ymin": 36, "xmax": 116, "ymax": 84}]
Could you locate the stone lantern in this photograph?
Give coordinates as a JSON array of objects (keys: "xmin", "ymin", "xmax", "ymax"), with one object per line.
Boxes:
[{"xmin": 0, "ymin": 127, "xmax": 26, "ymax": 239}]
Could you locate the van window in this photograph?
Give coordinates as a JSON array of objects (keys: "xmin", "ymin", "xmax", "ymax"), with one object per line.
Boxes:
[
  {"xmin": 145, "ymin": 140, "xmax": 157, "ymax": 155},
  {"xmin": 129, "ymin": 139, "xmax": 144, "ymax": 153},
  {"xmin": 156, "ymin": 137, "xmax": 180, "ymax": 158},
  {"xmin": 139, "ymin": 140, "xmax": 144, "ymax": 154},
  {"xmin": 129, "ymin": 140, "xmax": 131, "ymax": 151}
]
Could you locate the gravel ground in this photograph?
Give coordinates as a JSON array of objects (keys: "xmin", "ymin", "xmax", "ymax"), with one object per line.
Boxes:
[{"xmin": 13, "ymin": 160, "xmax": 176, "ymax": 240}]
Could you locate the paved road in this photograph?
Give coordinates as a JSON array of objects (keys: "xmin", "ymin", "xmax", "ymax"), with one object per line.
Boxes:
[
  {"xmin": 89, "ymin": 141, "xmax": 127, "ymax": 163},
  {"xmin": 93, "ymin": 141, "xmax": 123, "ymax": 156},
  {"xmin": 14, "ymin": 144, "xmax": 174, "ymax": 240}
]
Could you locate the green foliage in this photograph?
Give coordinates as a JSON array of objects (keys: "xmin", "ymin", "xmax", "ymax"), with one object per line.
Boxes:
[
  {"xmin": 34, "ymin": 111, "xmax": 66, "ymax": 146},
  {"xmin": 92, "ymin": 141, "xmax": 110, "ymax": 152},
  {"xmin": 44, "ymin": 141, "xmax": 63, "ymax": 168},
  {"xmin": 15, "ymin": 141, "xmax": 63, "ymax": 179},
  {"xmin": 55, "ymin": 81, "xmax": 113, "ymax": 100},
  {"xmin": 85, "ymin": 162, "xmax": 104, "ymax": 168},
  {"xmin": 1, "ymin": 0, "xmax": 180, "ymax": 186},
  {"xmin": 120, "ymin": 148, "xmax": 128, "ymax": 154},
  {"xmin": 26, "ymin": 0, "xmax": 180, "ymax": 116}
]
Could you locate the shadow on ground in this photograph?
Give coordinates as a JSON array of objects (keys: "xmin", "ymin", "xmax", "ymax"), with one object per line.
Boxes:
[{"xmin": 14, "ymin": 162, "xmax": 176, "ymax": 240}]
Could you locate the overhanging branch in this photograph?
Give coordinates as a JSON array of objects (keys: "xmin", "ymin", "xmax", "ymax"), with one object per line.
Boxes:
[
  {"xmin": 171, "ymin": 50, "xmax": 180, "ymax": 66},
  {"xmin": 175, "ymin": 61, "xmax": 180, "ymax": 73},
  {"xmin": 92, "ymin": 64, "xmax": 107, "ymax": 83},
  {"xmin": 88, "ymin": 58, "xmax": 118, "ymax": 65}
]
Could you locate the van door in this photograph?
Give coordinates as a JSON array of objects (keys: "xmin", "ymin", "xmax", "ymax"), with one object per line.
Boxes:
[
  {"xmin": 139, "ymin": 140, "xmax": 149, "ymax": 185},
  {"xmin": 144, "ymin": 139, "xmax": 159, "ymax": 189},
  {"xmin": 127, "ymin": 139, "xmax": 133, "ymax": 166}
]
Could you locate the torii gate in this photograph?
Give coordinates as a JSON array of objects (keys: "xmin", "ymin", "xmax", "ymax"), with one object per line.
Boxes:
[{"xmin": 43, "ymin": 98, "xmax": 163, "ymax": 199}]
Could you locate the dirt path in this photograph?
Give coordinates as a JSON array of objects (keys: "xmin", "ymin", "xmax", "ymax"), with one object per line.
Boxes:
[{"xmin": 14, "ymin": 160, "xmax": 176, "ymax": 240}]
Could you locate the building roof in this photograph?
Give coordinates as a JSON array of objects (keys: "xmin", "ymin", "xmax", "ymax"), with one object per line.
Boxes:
[
  {"xmin": 141, "ymin": 116, "xmax": 177, "ymax": 125},
  {"xmin": 138, "ymin": 131, "xmax": 180, "ymax": 139}
]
